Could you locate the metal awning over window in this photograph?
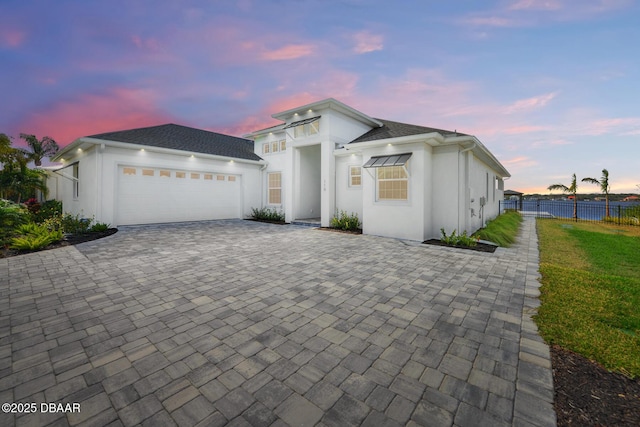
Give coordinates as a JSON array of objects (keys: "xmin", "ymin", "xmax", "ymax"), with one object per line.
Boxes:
[
  {"xmin": 284, "ymin": 116, "xmax": 321, "ymax": 129},
  {"xmin": 363, "ymin": 153, "xmax": 412, "ymax": 168}
]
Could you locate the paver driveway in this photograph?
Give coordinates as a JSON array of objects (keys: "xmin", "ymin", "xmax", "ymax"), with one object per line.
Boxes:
[{"xmin": 0, "ymin": 218, "xmax": 555, "ymax": 427}]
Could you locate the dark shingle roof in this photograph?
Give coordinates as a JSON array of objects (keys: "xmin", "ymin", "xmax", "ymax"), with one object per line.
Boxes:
[
  {"xmin": 87, "ymin": 123, "xmax": 262, "ymax": 161},
  {"xmin": 349, "ymin": 118, "xmax": 467, "ymax": 144}
]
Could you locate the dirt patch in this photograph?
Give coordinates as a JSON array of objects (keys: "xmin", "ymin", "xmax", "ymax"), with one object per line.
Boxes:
[
  {"xmin": 551, "ymin": 345, "xmax": 640, "ymax": 426},
  {"xmin": 423, "ymin": 239, "xmax": 498, "ymax": 253},
  {"xmin": 1, "ymin": 228, "xmax": 118, "ymax": 258}
]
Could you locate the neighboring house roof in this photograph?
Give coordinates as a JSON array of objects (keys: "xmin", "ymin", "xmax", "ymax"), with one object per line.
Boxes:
[
  {"xmin": 81, "ymin": 123, "xmax": 262, "ymax": 161},
  {"xmin": 350, "ymin": 118, "xmax": 466, "ymax": 144},
  {"xmin": 504, "ymin": 190, "xmax": 524, "ymax": 196}
]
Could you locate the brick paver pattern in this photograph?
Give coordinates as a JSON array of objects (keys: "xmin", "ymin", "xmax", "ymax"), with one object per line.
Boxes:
[{"xmin": 0, "ymin": 218, "xmax": 555, "ymax": 426}]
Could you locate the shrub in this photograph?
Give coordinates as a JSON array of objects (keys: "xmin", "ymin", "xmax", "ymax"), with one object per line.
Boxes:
[
  {"xmin": 10, "ymin": 231, "xmax": 63, "ymax": 251},
  {"xmin": 42, "ymin": 215, "xmax": 64, "ymax": 232},
  {"xmin": 61, "ymin": 213, "xmax": 93, "ymax": 234},
  {"xmin": 440, "ymin": 228, "xmax": 478, "ymax": 247},
  {"xmin": 0, "ymin": 199, "xmax": 29, "ymax": 229},
  {"xmin": 16, "ymin": 223, "xmax": 47, "ymax": 236},
  {"xmin": 250, "ymin": 207, "xmax": 285, "ymax": 222},
  {"xmin": 10, "ymin": 222, "xmax": 63, "ymax": 250},
  {"xmin": 330, "ymin": 210, "xmax": 361, "ymax": 231},
  {"xmin": 0, "ymin": 199, "xmax": 30, "ymax": 247},
  {"xmin": 32, "ymin": 200, "xmax": 62, "ymax": 223},
  {"xmin": 90, "ymin": 222, "xmax": 110, "ymax": 232},
  {"xmin": 24, "ymin": 198, "xmax": 41, "ymax": 215}
]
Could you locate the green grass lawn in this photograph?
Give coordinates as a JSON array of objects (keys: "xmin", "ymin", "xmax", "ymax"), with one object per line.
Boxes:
[
  {"xmin": 535, "ymin": 219, "xmax": 640, "ymax": 378},
  {"xmin": 473, "ymin": 210, "xmax": 523, "ymax": 247}
]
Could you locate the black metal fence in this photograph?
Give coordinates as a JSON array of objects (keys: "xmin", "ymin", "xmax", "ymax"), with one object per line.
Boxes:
[{"xmin": 500, "ymin": 199, "xmax": 640, "ymax": 225}]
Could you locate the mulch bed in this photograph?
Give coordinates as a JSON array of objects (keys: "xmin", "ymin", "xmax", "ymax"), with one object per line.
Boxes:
[
  {"xmin": 0, "ymin": 228, "xmax": 118, "ymax": 258},
  {"xmin": 551, "ymin": 345, "xmax": 640, "ymax": 426},
  {"xmin": 423, "ymin": 239, "xmax": 498, "ymax": 253},
  {"xmin": 318, "ymin": 227, "xmax": 362, "ymax": 235},
  {"xmin": 244, "ymin": 219, "xmax": 287, "ymax": 225}
]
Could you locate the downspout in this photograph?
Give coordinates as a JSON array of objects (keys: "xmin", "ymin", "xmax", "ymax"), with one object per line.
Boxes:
[{"xmin": 458, "ymin": 142, "xmax": 476, "ymax": 232}]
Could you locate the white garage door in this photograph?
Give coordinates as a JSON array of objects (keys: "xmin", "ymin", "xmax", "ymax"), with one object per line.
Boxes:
[{"xmin": 116, "ymin": 166, "xmax": 241, "ymax": 225}]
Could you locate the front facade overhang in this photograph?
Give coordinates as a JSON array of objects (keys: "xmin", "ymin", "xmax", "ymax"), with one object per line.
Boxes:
[
  {"xmin": 335, "ymin": 132, "xmax": 510, "ymax": 179},
  {"xmin": 272, "ymin": 98, "xmax": 383, "ymax": 129}
]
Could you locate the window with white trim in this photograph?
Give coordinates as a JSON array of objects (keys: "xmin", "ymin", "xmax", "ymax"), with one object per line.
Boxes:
[
  {"xmin": 377, "ymin": 165, "xmax": 408, "ymax": 201},
  {"xmin": 294, "ymin": 120, "xmax": 320, "ymax": 138},
  {"xmin": 268, "ymin": 172, "xmax": 282, "ymax": 204},
  {"xmin": 287, "ymin": 116, "xmax": 321, "ymax": 138},
  {"xmin": 262, "ymin": 143, "xmax": 270, "ymax": 154},
  {"xmin": 280, "ymin": 139, "xmax": 286, "ymax": 151},
  {"xmin": 349, "ymin": 166, "xmax": 362, "ymax": 187}
]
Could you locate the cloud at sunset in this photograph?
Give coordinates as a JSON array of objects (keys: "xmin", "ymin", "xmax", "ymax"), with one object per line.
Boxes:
[
  {"xmin": 260, "ymin": 44, "xmax": 315, "ymax": 61},
  {"xmin": 504, "ymin": 92, "xmax": 557, "ymax": 114},
  {"xmin": 351, "ymin": 31, "xmax": 384, "ymax": 54},
  {"xmin": 508, "ymin": 0, "xmax": 563, "ymax": 11},
  {"xmin": 0, "ymin": 28, "xmax": 26, "ymax": 47},
  {"xmin": 12, "ymin": 88, "xmax": 175, "ymax": 147},
  {"xmin": 2, "ymin": 1, "xmax": 639, "ymax": 193}
]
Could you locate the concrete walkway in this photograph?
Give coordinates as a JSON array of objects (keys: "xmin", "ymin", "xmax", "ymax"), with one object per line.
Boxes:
[{"xmin": 0, "ymin": 218, "xmax": 556, "ymax": 427}]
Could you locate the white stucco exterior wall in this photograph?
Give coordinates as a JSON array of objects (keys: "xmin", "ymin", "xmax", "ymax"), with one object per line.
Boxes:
[
  {"xmin": 361, "ymin": 143, "xmax": 429, "ymax": 241},
  {"xmin": 335, "ymin": 154, "xmax": 363, "ymax": 221},
  {"xmin": 51, "ymin": 145, "xmax": 262, "ymax": 226}
]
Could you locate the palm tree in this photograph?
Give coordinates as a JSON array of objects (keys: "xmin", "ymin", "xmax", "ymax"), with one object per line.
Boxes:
[
  {"xmin": 19, "ymin": 133, "xmax": 59, "ymax": 166},
  {"xmin": 582, "ymin": 169, "xmax": 611, "ymax": 217},
  {"xmin": 0, "ymin": 133, "xmax": 13, "ymax": 161},
  {"xmin": 0, "ymin": 134, "xmax": 49, "ymax": 202},
  {"xmin": 548, "ymin": 173, "xmax": 579, "ymax": 221}
]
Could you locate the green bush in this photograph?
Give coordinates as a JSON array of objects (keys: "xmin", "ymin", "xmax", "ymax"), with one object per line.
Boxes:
[
  {"xmin": 10, "ymin": 231, "xmax": 63, "ymax": 251},
  {"xmin": 90, "ymin": 222, "xmax": 110, "ymax": 232},
  {"xmin": 330, "ymin": 210, "xmax": 361, "ymax": 231},
  {"xmin": 0, "ymin": 199, "xmax": 29, "ymax": 229},
  {"xmin": 32, "ymin": 200, "xmax": 63, "ymax": 223},
  {"xmin": 440, "ymin": 228, "xmax": 478, "ymax": 247},
  {"xmin": 10, "ymin": 222, "xmax": 63, "ymax": 250},
  {"xmin": 250, "ymin": 207, "xmax": 285, "ymax": 222},
  {"xmin": 42, "ymin": 215, "xmax": 64, "ymax": 232},
  {"xmin": 16, "ymin": 223, "xmax": 47, "ymax": 236},
  {"xmin": 61, "ymin": 213, "xmax": 93, "ymax": 234},
  {"xmin": 0, "ymin": 199, "xmax": 30, "ymax": 247}
]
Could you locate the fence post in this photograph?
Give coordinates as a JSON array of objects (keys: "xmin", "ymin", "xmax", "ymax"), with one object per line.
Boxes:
[{"xmin": 618, "ymin": 205, "xmax": 621, "ymax": 224}]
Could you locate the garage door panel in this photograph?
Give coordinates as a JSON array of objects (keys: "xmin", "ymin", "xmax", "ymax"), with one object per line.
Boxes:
[{"xmin": 117, "ymin": 166, "xmax": 241, "ymax": 225}]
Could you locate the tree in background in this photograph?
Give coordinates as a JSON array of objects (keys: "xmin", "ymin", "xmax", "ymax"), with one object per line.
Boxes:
[
  {"xmin": 19, "ymin": 133, "xmax": 59, "ymax": 166},
  {"xmin": 582, "ymin": 169, "xmax": 611, "ymax": 217},
  {"xmin": 0, "ymin": 133, "xmax": 49, "ymax": 202},
  {"xmin": 0, "ymin": 133, "xmax": 12, "ymax": 156},
  {"xmin": 548, "ymin": 173, "xmax": 579, "ymax": 221}
]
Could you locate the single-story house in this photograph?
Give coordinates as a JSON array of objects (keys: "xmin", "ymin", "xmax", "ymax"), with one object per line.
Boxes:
[{"xmin": 49, "ymin": 98, "xmax": 510, "ymax": 241}]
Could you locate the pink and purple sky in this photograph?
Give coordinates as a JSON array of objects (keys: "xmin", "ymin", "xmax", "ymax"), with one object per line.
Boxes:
[{"xmin": 2, "ymin": 0, "xmax": 639, "ymax": 193}]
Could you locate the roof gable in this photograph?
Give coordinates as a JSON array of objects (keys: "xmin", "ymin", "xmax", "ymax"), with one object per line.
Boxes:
[
  {"xmin": 349, "ymin": 119, "xmax": 466, "ymax": 144},
  {"xmin": 87, "ymin": 123, "xmax": 262, "ymax": 161}
]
